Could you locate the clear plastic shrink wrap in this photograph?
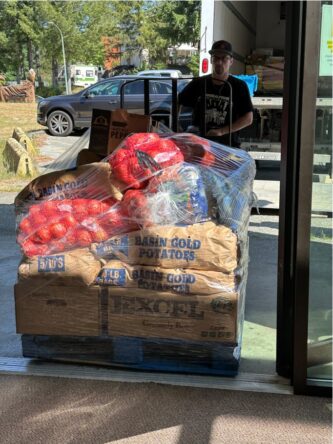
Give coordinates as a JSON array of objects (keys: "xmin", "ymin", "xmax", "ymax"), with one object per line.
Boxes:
[{"xmin": 14, "ymin": 131, "xmax": 256, "ymax": 376}]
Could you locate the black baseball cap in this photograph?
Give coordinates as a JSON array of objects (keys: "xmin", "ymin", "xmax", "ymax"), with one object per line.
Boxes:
[{"xmin": 209, "ymin": 40, "xmax": 233, "ymax": 57}]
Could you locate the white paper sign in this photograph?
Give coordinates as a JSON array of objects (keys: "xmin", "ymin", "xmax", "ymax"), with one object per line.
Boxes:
[{"xmin": 319, "ymin": 4, "xmax": 333, "ymax": 76}]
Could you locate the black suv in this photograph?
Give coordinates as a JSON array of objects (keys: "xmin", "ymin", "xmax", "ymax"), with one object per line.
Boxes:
[{"xmin": 37, "ymin": 76, "xmax": 191, "ymax": 136}]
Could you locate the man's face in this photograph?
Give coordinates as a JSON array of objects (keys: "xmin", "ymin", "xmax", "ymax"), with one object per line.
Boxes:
[{"xmin": 211, "ymin": 54, "xmax": 233, "ymax": 77}]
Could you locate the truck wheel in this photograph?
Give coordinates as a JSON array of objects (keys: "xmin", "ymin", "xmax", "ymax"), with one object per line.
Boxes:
[{"xmin": 47, "ymin": 110, "xmax": 73, "ymax": 136}]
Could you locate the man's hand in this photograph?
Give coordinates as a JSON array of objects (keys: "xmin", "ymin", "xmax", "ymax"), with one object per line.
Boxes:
[
  {"xmin": 206, "ymin": 112, "xmax": 253, "ymax": 137},
  {"xmin": 206, "ymin": 127, "xmax": 228, "ymax": 137}
]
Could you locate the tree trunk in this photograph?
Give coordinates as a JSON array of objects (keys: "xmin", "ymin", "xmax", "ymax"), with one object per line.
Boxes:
[
  {"xmin": 34, "ymin": 50, "xmax": 43, "ymax": 87},
  {"xmin": 52, "ymin": 57, "xmax": 58, "ymax": 87},
  {"xmin": 17, "ymin": 60, "xmax": 24, "ymax": 84},
  {"xmin": 66, "ymin": 63, "xmax": 72, "ymax": 94},
  {"xmin": 27, "ymin": 39, "xmax": 34, "ymax": 69},
  {"xmin": 16, "ymin": 68, "xmax": 21, "ymax": 84}
]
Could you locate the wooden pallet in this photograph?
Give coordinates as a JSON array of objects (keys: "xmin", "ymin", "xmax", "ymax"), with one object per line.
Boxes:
[{"xmin": 22, "ymin": 334, "xmax": 240, "ymax": 377}]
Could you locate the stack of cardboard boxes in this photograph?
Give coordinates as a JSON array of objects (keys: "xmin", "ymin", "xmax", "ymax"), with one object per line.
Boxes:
[{"xmin": 245, "ymin": 50, "xmax": 284, "ymax": 94}]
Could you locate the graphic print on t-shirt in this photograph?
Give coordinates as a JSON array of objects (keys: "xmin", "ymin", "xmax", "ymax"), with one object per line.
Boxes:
[{"xmin": 205, "ymin": 94, "xmax": 230, "ymax": 128}]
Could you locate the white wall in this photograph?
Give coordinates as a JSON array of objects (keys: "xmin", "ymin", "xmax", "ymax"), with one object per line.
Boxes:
[
  {"xmin": 213, "ymin": 1, "xmax": 257, "ymax": 74},
  {"xmin": 256, "ymin": 1, "xmax": 286, "ymax": 51},
  {"xmin": 200, "ymin": 0, "xmax": 215, "ymax": 55},
  {"xmin": 213, "ymin": 1, "xmax": 257, "ymax": 48},
  {"xmin": 200, "ymin": 0, "xmax": 257, "ymax": 74}
]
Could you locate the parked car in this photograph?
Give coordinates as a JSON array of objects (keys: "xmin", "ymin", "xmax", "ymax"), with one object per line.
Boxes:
[
  {"xmin": 35, "ymin": 95, "xmax": 44, "ymax": 103},
  {"xmin": 136, "ymin": 69, "xmax": 183, "ymax": 78},
  {"xmin": 37, "ymin": 76, "xmax": 192, "ymax": 136}
]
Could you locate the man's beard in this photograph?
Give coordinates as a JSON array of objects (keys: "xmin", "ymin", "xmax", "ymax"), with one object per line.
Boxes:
[{"xmin": 213, "ymin": 66, "xmax": 225, "ymax": 76}]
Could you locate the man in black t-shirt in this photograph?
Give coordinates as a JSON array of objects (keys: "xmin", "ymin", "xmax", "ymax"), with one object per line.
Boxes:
[{"xmin": 178, "ymin": 40, "xmax": 253, "ymax": 148}]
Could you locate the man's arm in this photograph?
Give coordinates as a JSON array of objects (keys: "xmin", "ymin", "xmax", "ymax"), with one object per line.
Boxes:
[{"xmin": 206, "ymin": 111, "xmax": 253, "ymax": 137}]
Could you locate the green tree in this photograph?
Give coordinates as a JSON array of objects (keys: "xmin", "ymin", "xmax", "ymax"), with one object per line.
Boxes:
[
  {"xmin": 35, "ymin": 1, "xmax": 110, "ymax": 87},
  {"xmin": 140, "ymin": 1, "xmax": 200, "ymax": 66},
  {"xmin": 155, "ymin": 0, "xmax": 200, "ymax": 47},
  {"xmin": 0, "ymin": 0, "xmax": 201, "ymax": 85},
  {"xmin": 187, "ymin": 52, "xmax": 200, "ymax": 76},
  {"xmin": 0, "ymin": 1, "xmax": 41, "ymax": 81}
]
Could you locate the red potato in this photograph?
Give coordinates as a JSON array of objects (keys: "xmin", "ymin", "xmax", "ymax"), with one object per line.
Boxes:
[
  {"xmin": 61, "ymin": 214, "xmax": 77, "ymax": 229},
  {"xmin": 109, "ymin": 134, "xmax": 184, "ymax": 189},
  {"xmin": 65, "ymin": 230, "xmax": 77, "ymax": 246},
  {"xmin": 75, "ymin": 228, "xmax": 92, "ymax": 247},
  {"xmin": 121, "ymin": 189, "xmax": 151, "ymax": 225},
  {"xmin": 124, "ymin": 133, "xmax": 161, "ymax": 150},
  {"xmin": 28, "ymin": 205, "xmax": 40, "ymax": 216},
  {"xmin": 18, "ymin": 217, "xmax": 33, "ymax": 235},
  {"xmin": 40, "ymin": 201, "xmax": 58, "ymax": 217},
  {"xmin": 90, "ymin": 225, "xmax": 109, "ymax": 242},
  {"xmin": 29, "ymin": 211, "xmax": 48, "ymax": 228},
  {"xmin": 49, "ymin": 240, "xmax": 66, "ymax": 253},
  {"xmin": 49, "ymin": 222, "xmax": 67, "ymax": 239},
  {"xmin": 22, "ymin": 240, "xmax": 48, "ymax": 257},
  {"xmin": 35, "ymin": 226, "xmax": 52, "ymax": 243},
  {"xmin": 87, "ymin": 200, "xmax": 103, "ymax": 215}
]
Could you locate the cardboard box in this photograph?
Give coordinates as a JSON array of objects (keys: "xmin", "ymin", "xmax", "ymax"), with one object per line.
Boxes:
[
  {"xmin": 246, "ymin": 55, "xmax": 284, "ymax": 93},
  {"xmin": 107, "ymin": 287, "xmax": 238, "ymax": 343},
  {"xmin": 14, "ymin": 284, "xmax": 239, "ymax": 343},
  {"xmin": 15, "ymin": 284, "xmax": 101, "ymax": 336},
  {"xmin": 252, "ymin": 48, "xmax": 274, "ymax": 56},
  {"xmin": 88, "ymin": 108, "xmax": 151, "ymax": 157},
  {"xmin": 107, "ymin": 109, "xmax": 151, "ymax": 154}
]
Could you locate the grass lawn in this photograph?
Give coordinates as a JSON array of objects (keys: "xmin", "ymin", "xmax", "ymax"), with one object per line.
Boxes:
[
  {"xmin": 0, "ymin": 102, "xmax": 44, "ymax": 140},
  {"xmin": 0, "ymin": 102, "xmax": 45, "ymax": 190}
]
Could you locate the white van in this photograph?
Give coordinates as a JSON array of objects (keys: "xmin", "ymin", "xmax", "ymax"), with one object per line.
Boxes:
[
  {"xmin": 58, "ymin": 65, "xmax": 99, "ymax": 87},
  {"xmin": 71, "ymin": 65, "xmax": 98, "ymax": 87},
  {"xmin": 136, "ymin": 69, "xmax": 183, "ymax": 78}
]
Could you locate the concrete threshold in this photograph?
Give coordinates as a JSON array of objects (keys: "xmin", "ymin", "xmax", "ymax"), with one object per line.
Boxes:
[{"xmin": 0, "ymin": 357, "xmax": 292, "ymax": 395}]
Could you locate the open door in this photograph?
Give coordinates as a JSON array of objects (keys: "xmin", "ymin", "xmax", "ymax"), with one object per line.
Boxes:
[{"xmin": 277, "ymin": 0, "xmax": 332, "ymax": 396}]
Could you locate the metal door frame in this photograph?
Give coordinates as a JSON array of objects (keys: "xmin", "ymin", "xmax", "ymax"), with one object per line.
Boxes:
[{"xmin": 277, "ymin": 0, "xmax": 332, "ymax": 396}]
